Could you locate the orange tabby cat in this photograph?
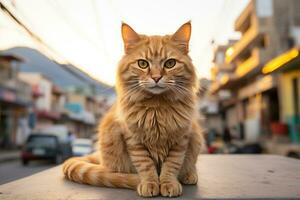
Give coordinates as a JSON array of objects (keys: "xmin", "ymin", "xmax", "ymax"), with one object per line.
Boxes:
[{"xmin": 63, "ymin": 22, "xmax": 205, "ymax": 197}]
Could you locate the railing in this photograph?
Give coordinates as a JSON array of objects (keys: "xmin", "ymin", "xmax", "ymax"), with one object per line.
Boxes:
[
  {"xmin": 226, "ymin": 25, "xmax": 261, "ymax": 64},
  {"xmin": 0, "ymin": 78, "xmax": 32, "ymax": 104}
]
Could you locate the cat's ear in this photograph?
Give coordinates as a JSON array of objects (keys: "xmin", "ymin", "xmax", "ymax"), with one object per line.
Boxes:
[
  {"xmin": 171, "ymin": 21, "xmax": 191, "ymax": 54},
  {"xmin": 121, "ymin": 22, "xmax": 140, "ymax": 53}
]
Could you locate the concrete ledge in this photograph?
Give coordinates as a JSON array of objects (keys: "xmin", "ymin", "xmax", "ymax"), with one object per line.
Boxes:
[{"xmin": 0, "ymin": 155, "xmax": 300, "ymax": 200}]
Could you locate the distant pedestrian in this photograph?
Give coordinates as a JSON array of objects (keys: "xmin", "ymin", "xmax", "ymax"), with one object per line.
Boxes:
[
  {"xmin": 67, "ymin": 131, "xmax": 76, "ymax": 143},
  {"xmin": 223, "ymin": 127, "xmax": 232, "ymax": 143}
]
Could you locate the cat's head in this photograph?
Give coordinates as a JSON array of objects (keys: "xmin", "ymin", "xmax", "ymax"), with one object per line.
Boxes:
[{"xmin": 117, "ymin": 22, "xmax": 197, "ymax": 100}]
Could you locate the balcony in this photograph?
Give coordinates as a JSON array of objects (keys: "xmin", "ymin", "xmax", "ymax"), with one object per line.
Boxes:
[
  {"xmin": 210, "ymin": 64, "xmax": 234, "ymax": 82},
  {"xmin": 209, "ymin": 74, "xmax": 237, "ymax": 94},
  {"xmin": 0, "ymin": 78, "xmax": 32, "ymax": 105},
  {"xmin": 64, "ymin": 103, "xmax": 96, "ymax": 125},
  {"xmin": 226, "ymin": 25, "xmax": 263, "ymax": 64},
  {"xmin": 235, "ymin": 48, "xmax": 265, "ymax": 78},
  {"xmin": 16, "ymin": 80, "xmax": 32, "ymax": 104},
  {"xmin": 213, "ymin": 63, "xmax": 235, "ymax": 73},
  {"xmin": 234, "ymin": 1, "xmax": 253, "ymax": 33},
  {"xmin": 51, "ymin": 103, "xmax": 65, "ymax": 115}
]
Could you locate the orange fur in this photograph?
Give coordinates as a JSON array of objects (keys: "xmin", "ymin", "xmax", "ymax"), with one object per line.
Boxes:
[{"xmin": 62, "ymin": 22, "xmax": 205, "ymax": 197}]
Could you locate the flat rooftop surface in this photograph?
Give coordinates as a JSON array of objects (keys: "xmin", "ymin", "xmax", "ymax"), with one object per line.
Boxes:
[{"xmin": 0, "ymin": 155, "xmax": 300, "ymax": 200}]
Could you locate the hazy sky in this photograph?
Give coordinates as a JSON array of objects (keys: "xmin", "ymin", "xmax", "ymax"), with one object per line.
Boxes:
[{"xmin": 0, "ymin": 0, "xmax": 249, "ymax": 85}]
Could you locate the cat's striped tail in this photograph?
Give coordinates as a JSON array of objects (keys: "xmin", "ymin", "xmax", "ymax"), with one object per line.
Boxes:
[{"xmin": 62, "ymin": 153, "xmax": 139, "ymax": 189}]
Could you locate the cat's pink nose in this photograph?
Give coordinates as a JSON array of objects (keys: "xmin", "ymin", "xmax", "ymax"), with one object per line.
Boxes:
[{"xmin": 152, "ymin": 76, "xmax": 162, "ymax": 83}]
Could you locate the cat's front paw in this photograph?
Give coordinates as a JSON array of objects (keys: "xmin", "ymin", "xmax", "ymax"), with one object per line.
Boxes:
[
  {"xmin": 137, "ymin": 180, "xmax": 159, "ymax": 197},
  {"xmin": 160, "ymin": 179, "xmax": 182, "ymax": 197},
  {"xmin": 179, "ymin": 171, "xmax": 198, "ymax": 185}
]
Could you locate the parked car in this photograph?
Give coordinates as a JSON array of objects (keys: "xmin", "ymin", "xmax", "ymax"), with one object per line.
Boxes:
[
  {"xmin": 21, "ymin": 133, "xmax": 72, "ymax": 165},
  {"xmin": 72, "ymin": 138, "xmax": 93, "ymax": 156}
]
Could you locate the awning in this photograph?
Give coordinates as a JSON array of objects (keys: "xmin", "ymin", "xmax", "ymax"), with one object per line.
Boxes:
[
  {"xmin": 36, "ymin": 109, "xmax": 61, "ymax": 120},
  {"xmin": 0, "ymin": 53, "xmax": 24, "ymax": 62},
  {"xmin": 262, "ymin": 47, "xmax": 300, "ymax": 74},
  {"xmin": 0, "ymin": 87, "xmax": 31, "ymax": 106}
]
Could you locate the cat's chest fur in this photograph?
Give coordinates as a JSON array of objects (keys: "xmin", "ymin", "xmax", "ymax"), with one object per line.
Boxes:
[{"xmin": 125, "ymin": 100, "xmax": 193, "ymax": 166}]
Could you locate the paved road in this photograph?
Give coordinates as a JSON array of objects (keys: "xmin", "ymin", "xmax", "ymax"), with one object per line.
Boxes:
[{"xmin": 0, "ymin": 160, "xmax": 55, "ymax": 185}]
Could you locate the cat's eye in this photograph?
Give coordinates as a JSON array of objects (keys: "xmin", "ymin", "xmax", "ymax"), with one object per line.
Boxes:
[
  {"xmin": 137, "ymin": 59, "xmax": 149, "ymax": 69},
  {"xmin": 164, "ymin": 59, "xmax": 176, "ymax": 69}
]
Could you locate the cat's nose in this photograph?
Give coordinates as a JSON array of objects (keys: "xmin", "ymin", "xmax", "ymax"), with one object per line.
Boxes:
[{"xmin": 152, "ymin": 75, "xmax": 162, "ymax": 83}]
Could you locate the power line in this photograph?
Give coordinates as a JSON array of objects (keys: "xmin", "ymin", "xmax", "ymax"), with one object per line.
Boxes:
[
  {"xmin": 0, "ymin": 1, "xmax": 111, "ymax": 86},
  {"xmin": 0, "ymin": 1, "xmax": 67, "ymax": 63},
  {"xmin": 45, "ymin": 0, "xmax": 113, "ymax": 74},
  {"xmin": 47, "ymin": 0, "xmax": 107, "ymax": 55},
  {"xmin": 0, "ymin": 2, "xmax": 45, "ymax": 46},
  {"xmin": 90, "ymin": 0, "xmax": 110, "ymax": 59},
  {"xmin": 198, "ymin": 1, "xmax": 229, "ymax": 56},
  {"xmin": 49, "ymin": 0, "xmax": 98, "ymax": 46}
]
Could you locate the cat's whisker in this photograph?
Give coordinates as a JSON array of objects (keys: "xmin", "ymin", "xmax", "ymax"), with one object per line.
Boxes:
[
  {"xmin": 169, "ymin": 85, "xmax": 190, "ymax": 96},
  {"xmin": 121, "ymin": 85, "xmax": 141, "ymax": 98}
]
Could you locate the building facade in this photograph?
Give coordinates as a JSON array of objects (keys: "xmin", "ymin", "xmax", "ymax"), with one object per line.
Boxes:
[
  {"xmin": 0, "ymin": 54, "xmax": 32, "ymax": 148},
  {"xmin": 208, "ymin": 0, "xmax": 300, "ymax": 144}
]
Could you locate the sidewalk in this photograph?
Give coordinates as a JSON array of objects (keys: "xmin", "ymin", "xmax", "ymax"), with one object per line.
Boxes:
[{"xmin": 0, "ymin": 150, "xmax": 20, "ymax": 163}]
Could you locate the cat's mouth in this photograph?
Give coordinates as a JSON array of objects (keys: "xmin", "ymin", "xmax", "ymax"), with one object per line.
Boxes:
[{"xmin": 146, "ymin": 85, "xmax": 167, "ymax": 94}]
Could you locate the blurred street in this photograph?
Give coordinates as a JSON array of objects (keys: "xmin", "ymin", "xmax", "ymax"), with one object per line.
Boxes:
[
  {"xmin": 0, "ymin": 0, "xmax": 300, "ymax": 187},
  {"xmin": 0, "ymin": 159, "xmax": 54, "ymax": 185}
]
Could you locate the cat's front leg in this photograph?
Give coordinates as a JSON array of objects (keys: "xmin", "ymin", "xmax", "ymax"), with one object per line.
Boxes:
[
  {"xmin": 125, "ymin": 136, "xmax": 159, "ymax": 197},
  {"xmin": 159, "ymin": 135, "xmax": 189, "ymax": 197}
]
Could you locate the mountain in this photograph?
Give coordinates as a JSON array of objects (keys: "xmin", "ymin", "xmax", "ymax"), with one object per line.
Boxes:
[
  {"xmin": 4, "ymin": 47, "xmax": 115, "ymax": 97},
  {"xmin": 62, "ymin": 64, "xmax": 114, "ymax": 96}
]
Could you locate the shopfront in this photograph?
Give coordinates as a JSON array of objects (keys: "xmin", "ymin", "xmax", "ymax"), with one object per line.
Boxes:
[
  {"xmin": 0, "ymin": 88, "xmax": 30, "ymax": 148},
  {"xmin": 262, "ymin": 47, "xmax": 300, "ymax": 143},
  {"xmin": 237, "ymin": 75, "xmax": 278, "ymax": 142}
]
